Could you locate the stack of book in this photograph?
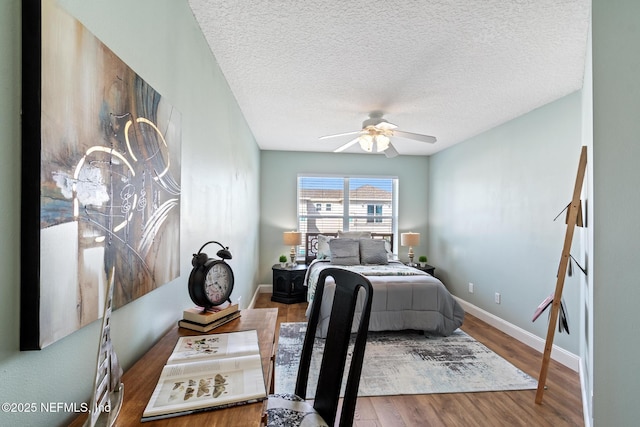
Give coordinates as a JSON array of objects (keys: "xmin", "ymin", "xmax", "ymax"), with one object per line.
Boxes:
[{"xmin": 178, "ymin": 303, "xmax": 240, "ymax": 332}]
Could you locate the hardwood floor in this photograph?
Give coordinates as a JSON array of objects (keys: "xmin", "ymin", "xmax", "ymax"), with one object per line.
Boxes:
[{"xmin": 254, "ymin": 292, "xmax": 584, "ymax": 427}]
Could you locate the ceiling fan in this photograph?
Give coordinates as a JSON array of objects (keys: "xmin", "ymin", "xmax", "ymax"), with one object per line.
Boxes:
[{"xmin": 319, "ymin": 112, "xmax": 436, "ymax": 158}]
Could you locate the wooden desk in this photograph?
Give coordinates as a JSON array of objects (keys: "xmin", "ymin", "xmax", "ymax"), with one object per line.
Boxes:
[{"xmin": 70, "ymin": 308, "xmax": 278, "ymax": 427}]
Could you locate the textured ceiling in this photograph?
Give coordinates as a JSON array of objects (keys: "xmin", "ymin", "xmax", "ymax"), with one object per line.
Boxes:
[{"xmin": 188, "ymin": 0, "xmax": 590, "ymax": 156}]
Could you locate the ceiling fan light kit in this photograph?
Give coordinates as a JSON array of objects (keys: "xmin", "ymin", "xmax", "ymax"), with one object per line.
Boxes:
[
  {"xmin": 359, "ymin": 134, "xmax": 373, "ymax": 152},
  {"xmin": 374, "ymin": 134, "xmax": 389, "ymax": 152},
  {"xmin": 321, "ymin": 112, "xmax": 436, "ymax": 157},
  {"xmin": 357, "ymin": 133, "xmax": 389, "ymax": 153}
]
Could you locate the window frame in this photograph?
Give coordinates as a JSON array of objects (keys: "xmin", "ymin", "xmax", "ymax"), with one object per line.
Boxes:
[{"xmin": 297, "ymin": 174, "xmax": 399, "ymax": 255}]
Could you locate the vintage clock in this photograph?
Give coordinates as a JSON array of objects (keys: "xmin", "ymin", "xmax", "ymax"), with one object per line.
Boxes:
[{"xmin": 188, "ymin": 241, "xmax": 234, "ymax": 309}]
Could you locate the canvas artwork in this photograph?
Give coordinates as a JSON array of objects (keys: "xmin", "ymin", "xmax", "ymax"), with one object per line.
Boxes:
[{"xmin": 21, "ymin": 0, "xmax": 181, "ymax": 349}]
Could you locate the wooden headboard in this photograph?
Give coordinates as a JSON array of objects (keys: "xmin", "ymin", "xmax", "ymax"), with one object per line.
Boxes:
[{"xmin": 305, "ymin": 232, "xmax": 394, "ymax": 265}]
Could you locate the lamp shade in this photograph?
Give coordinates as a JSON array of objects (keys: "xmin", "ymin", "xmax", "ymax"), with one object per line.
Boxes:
[
  {"xmin": 358, "ymin": 135, "xmax": 374, "ymax": 152},
  {"xmin": 401, "ymin": 232, "xmax": 420, "ymax": 247},
  {"xmin": 375, "ymin": 134, "xmax": 390, "ymax": 152},
  {"xmin": 283, "ymin": 231, "xmax": 302, "ymax": 246}
]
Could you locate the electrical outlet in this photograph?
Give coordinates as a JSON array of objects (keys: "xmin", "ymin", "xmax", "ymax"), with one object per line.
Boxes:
[
  {"xmin": 495, "ymin": 292, "xmax": 501, "ymax": 304},
  {"xmin": 468, "ymin": 282, "xmax": 474, "ymax": 293}
]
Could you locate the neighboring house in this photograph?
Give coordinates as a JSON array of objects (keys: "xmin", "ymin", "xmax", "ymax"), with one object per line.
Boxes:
[{"xmin": 299, "ymin": 184, "xmax": 393, "ymax": 236}]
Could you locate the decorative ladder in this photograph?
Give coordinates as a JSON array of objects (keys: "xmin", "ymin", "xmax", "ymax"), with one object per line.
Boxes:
[{"xmin": 535, "ymin": 146, "xmax": 587, "ymax": 404}]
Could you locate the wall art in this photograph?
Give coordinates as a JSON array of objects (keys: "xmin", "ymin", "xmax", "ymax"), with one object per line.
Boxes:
[{"xmin": 21, "ymin": 0, "xmax": 182, "ymax": 349}]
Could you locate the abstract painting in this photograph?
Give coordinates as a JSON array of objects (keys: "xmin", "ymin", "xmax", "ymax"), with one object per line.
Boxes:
[{"xmin": 21, "ymin": 0, "xmax": 181, "ymax": 349}]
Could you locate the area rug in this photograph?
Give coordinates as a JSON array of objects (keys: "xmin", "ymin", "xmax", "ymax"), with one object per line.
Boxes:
[{"xmin": 275, "ymin": 322, "xmax": 538, "ymax": 396}]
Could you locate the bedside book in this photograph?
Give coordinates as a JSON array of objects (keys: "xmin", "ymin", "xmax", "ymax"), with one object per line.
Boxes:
[
  {"xmin": 183, "ymin": 302, "xmax": 239, "ymax": 324},
  {"xmin": 142, "ymin": 329, "xmax": 267, "ymax": 422},
  {"xmin": 178, "ymin": 311, "xmax": 241, "ymax": 333}
]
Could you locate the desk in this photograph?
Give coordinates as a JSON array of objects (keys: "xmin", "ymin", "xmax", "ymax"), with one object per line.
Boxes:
[{"xmin": 70, "ymin": 308, "xmax": 277, "ymax": 427}]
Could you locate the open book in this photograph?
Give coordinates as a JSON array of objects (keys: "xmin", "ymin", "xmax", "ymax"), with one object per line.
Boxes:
[{"xmin": 142, "ymin": 330, "xmax": 267, "ymax": 422}]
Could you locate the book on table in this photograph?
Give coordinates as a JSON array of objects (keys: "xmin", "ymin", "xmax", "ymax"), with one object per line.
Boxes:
[
  {"xmin": 141, "ymin": 329, "xmax": 267, "ymax": 422},
  {"xmin": 182, "ymin": 302, "xmax": 239, "ymax": 324},
  {"xmin": 178, "ymin": 310, "xmax": 241, "ymax": 333}
]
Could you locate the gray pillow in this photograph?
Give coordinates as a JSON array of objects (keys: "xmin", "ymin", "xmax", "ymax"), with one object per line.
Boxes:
[
  {"xmin": 359, "ymin": 238, "xmax": 389, "ymax": 265},
  {"xmin": 383, "ymin": 240, "xmax": 393, "ymax": 260},
  {"xmin": 329, "ymin": 238, "xmax": 360, "ymax": 265}
]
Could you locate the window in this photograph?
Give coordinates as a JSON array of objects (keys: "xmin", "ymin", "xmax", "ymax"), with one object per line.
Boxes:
[
  {"xmin": 297, "ymin": 175, "xmax": 398, "ymax": 255},
  {"xmin": 367, "ymin": 204, "xmax": 383, "ymax": 223}
]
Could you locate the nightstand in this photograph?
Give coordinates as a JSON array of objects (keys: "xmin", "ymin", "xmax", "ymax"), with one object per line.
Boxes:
[
  {"xmin": 271, "ymin": 264, "xmax": 308, "ymax": 304},
  {"xmin": 412, "ymin": 263, "xmax": 435, "ymax": 276}
]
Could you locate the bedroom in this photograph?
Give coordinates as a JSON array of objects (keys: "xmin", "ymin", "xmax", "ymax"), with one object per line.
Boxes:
[{"xmin": 0, "ymin": 1, "xmax": 638, "ymax": 426}]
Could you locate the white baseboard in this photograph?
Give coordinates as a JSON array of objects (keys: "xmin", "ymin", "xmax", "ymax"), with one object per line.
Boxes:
[{"xmin": 454, "ymin": 296, "xmax": 580, "ymax": 372}]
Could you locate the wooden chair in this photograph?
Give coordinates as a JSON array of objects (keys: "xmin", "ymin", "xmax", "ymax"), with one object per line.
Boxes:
[{"xmin": 266, "ymin": 268, "xmax": 374, "ymax": 427}]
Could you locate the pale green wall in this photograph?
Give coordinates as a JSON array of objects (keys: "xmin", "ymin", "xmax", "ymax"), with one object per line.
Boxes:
[
  {"xmin": 428, "ymin": 92, "xmax": 583, "ymax": 355},
  {"xmin": 592, "ymin": 0, "xmax": 640, "ymax": 424},
  {"xmin": 0, "ymin": 1, "xmax": 260, "ymax": 425},
  {"xmin": 259, "ymin": 151, "xmax": 430, "ymax": 285}
]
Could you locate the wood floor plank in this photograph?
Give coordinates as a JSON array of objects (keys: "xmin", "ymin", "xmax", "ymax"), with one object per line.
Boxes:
[
  {"xmin": 368, "ymin": 396, "xmax": 408, "ymax": 427},
  {"xmin": 394, "ymin": 394, "xmax": 448, "ymax": 427},
  {"xmin": 255, "ymin": 292, "xmax": 584, "ymax": 426},
  {"xmin": 351, "ymin": 397, "xmax": 381, "ymax": 423}
]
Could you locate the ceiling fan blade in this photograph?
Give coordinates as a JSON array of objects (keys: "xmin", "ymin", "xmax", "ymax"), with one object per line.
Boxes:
[
  {"xmin": 334, "ymin": 137, "xmax": 360, "ymax": 153},
  {"xmin": 392, "ymin": 130, "xmax": 437, "ymax": 144},
  {"xmin": 319, "ymin": 130, "xmax": 361, "ymax": 140},
  {"xmin": 384, "ymin": 142, "xmax": 399, "ymax": 158},
  {"xmin": 375, "ymin": 121, "xmax": 397, "ymax": 131}
]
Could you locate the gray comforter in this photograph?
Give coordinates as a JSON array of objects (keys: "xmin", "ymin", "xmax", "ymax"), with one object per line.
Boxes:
[{"xmin": 305, "ymin": 260, "xmax": 465, "ymax": 338}]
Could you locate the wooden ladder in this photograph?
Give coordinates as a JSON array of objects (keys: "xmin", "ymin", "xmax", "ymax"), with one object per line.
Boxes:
[{"xmin": 535, "ymin": 146, "xmax": 587, "ymax": 404}]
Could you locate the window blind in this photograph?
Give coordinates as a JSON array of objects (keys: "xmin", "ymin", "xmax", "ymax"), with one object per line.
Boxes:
[{"xmin": 297, "ymin": 175, "xmax": 397, "ymax": 256}]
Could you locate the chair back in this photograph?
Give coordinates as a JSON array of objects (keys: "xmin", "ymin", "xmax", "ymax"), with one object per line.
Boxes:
[{"xmin": 295, "ymin": 268, "xmax": 373, "ymax": 427}]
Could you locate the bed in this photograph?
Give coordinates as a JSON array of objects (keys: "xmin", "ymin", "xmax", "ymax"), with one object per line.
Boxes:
[{"xmin": 303, "ymin": 232, "xmax": 465, "ymax": 338}]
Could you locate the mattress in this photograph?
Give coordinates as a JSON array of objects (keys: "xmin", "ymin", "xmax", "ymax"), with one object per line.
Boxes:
[{"xmin": 305, "ymin": 260, "xmax": 465, "ymax": 338}]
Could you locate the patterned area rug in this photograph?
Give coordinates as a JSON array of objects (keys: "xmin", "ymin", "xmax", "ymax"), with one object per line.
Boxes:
[{"xmin": 275, "ymin": 322, "xmax": 538, "ymax": 396}]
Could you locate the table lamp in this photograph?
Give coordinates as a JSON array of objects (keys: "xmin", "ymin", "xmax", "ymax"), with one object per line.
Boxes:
[
  {"xmin": 401, "ymin": 232, "xmax": 420, "ymax": 266},
  {"xmin": 283, "ymin": 231, "xmax": 302, "ymax": 266}
]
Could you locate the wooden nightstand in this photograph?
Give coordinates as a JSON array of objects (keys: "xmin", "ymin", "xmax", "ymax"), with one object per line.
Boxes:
[
  {"xmin": 412, "ymin": 263, "xmax": 435, "ymax": 276},
  {"xmin": 271, "ymin": 264, "xmax": 308, "ymax": 304}
]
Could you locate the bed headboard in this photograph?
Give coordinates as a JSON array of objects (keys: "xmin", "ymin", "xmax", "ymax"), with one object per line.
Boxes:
[{"xmin": 305, "ymin": 232, "xmax": 394, "ymax": 265}]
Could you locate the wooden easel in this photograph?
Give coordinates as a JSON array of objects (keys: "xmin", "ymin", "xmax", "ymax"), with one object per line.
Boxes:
[{"xmin": 535, "ymin": 146, "xmax": 587, "ymax": 404}]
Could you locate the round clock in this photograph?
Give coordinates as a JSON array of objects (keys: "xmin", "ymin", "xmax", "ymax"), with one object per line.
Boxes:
[{"xmin": 188, "ymin": 241, "xmax": 234, "ymax": 309}]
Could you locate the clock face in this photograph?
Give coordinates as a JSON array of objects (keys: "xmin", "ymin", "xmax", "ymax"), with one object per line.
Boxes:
[{"xmin": 204, "ymin": 262, "xmax": 232, "ymax": 305}]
